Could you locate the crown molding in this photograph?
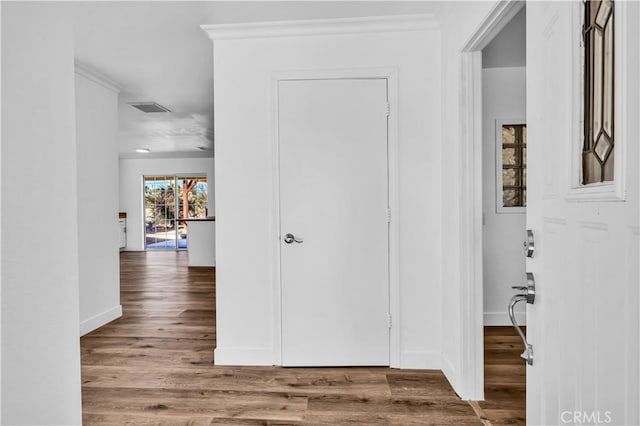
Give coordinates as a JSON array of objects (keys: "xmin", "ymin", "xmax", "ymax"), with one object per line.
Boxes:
[
  {"xmin": 201, "ymin": 14, "xmax": 438, "ymax": 41},
  {"xmin": 461, "ymin": 0, "xmax": 524, "ymax": 51},
  {"xmin": 74, "ymin": 61, "xmax": 121, "ymax": 94}
]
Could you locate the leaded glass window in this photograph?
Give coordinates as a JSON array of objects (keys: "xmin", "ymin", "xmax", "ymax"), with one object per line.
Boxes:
[
  {"xmin": 502, "ymin": 124, "xmax": 527, "ymax": 207},
  {"xmin": 582, "ymin": 0, "xmax": 614, "ymax": 184}
]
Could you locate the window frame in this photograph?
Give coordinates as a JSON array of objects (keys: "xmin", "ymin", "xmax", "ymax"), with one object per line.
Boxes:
[
  {"xmin": 143, "ymin": 173, "xmax": 208, "ymax": 251},
  {"xmin": 495, "ymin": 118, "xmax": 527, "ymax": 214}
]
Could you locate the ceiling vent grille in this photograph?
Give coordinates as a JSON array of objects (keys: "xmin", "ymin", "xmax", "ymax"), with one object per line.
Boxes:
[{"xmin": 128, "ymin": 102, "xmax": 171, "ymax": 113}]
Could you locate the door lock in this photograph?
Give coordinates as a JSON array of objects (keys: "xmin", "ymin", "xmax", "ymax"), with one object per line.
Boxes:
[
  {"xmin": 511, "ymin": 272, "xmax": 536, "ymax": 304},
  {"xmin": 524, "ymin": 229, "xmax": 535, "ymax": 258},
  {"xmin": 283, "ymin": 233, "xmax": 304, "ymax": 244}
]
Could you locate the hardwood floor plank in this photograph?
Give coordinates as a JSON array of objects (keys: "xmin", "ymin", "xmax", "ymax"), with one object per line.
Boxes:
[
  {"xmin": 83, "ymin": 413, "xmax": 217, "ymax": 426},
  {"xmin": 387, "ymin": 371, "xmax": 460, "ymax": 399},
  {"xmin": 307, "ymin": 393, "xmax": 480, "ymax": 418},
  {"xmin": 81, "ymin": 336, "xmax": 215, "ymax": 352},
  {"xmin": 82, "ymin": 365, "xmax": 392, "ymax": 398},
  {"xmin": 82, "ymin": 350, "xmax": 214, "ymax": 368},
  {"xmin": 83, "ymin": 387, "xmax": 308, "ymax": 422}
]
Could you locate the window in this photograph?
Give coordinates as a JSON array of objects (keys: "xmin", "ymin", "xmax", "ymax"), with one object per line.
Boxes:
[
  {"xmin": 144, "ymin": 175, "xmax": 208, "ymax": 250},
  {"xmin": 498, "ymin": 123, "xmax": 527, "ymax": 210},
  {"xmin": 582, "ymin": 0, "xmax": 614, "ymax": 184}
]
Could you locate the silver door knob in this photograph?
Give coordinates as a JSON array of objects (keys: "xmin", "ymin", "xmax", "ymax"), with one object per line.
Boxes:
[{"xmin": 283, "ymin": 233, "xmax": 303, "ymax": 244}]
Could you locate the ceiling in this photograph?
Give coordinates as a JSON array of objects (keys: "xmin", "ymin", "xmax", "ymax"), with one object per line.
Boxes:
[{"xmin": 71, "ymin": 1, "xmax": 440, "ymax": 159}]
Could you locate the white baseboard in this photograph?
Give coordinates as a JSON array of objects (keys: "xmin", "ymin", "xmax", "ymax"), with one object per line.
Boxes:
[
  {"xmin": 484, "ymin": 311, "xmax": 526, "ymax": 326},
  {"xmin": 399, "ymin": 350, "xmax": 441, "ymax": 369},
  {"xmin": 213, "ymin": 347, "xmax": 441, "ymax": 369},
  {"xmin": 80, "ymin": 305, "xmax": 122, "ymax": 336},
  {"xmin": 214, "ymin": 347, "xmax": 277, "ymax": 366},
  {"xmin": 441, "ymin": 355, "xmax": 459, "ymax": 392}
]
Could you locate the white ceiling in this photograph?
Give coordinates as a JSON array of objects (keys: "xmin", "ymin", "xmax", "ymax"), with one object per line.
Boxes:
[{"xmin": 72, "ymin": 1, "xmax": 440, "ymax": 159}]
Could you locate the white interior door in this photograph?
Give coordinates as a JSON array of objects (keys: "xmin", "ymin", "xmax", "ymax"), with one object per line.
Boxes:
[
  {"xmin": 279, "ymin": 78, "xmax": 390, "ymax": 366},
  {"xmin": 527, "ymin": 3, "xmax": 639, "ymax": 424}
]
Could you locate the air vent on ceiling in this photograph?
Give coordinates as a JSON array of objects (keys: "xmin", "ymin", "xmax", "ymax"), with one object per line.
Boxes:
[{"xmin": 128, "ymin": 102, "xmax": 171, "ymax": 113}]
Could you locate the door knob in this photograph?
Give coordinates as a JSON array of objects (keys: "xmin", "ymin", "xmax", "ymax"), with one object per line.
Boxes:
[{"xmin": 283, "ymin": 233, "xmax": 303, "ymax": 244}]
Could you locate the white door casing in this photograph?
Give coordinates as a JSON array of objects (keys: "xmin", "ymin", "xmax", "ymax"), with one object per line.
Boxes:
[
  {"xmin": 278, "ymin": 78, "xmax": 391, "ymax": 366},
  {"xmin": 526, "ymin": 3, "xmax": 639, "ymax": 425},
  {"xmin": 456, "ymin": 0, "xmax": 526, "ymax": 401}
]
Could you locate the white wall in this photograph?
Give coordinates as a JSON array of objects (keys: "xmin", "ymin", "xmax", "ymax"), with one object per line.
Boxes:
[
  {"xmin": 438, "ymin": 0, "xmax": 498, "ymax": 398},
  {"xmin": 1, "ymin": 3, "xmax": 82, "ymax": 424},
  {"xmin": 482, "ymin": 7, "xmax": 526, "ymax": 69},
  {"xmin": 75, "ymin": 70, "xmax": 123, "ymax": 335},
  {"xmin": 208, "ymin": 19, "xmax": 442, "ymax": 368},
  {"xmin": 0, "ymin": 4, "xmax": 4, "ymax": 418},
  {"xmin": 119, "ymin": 157, "xmax": 214, "ymax": 251},
  {"xmin": 482, "ymin": 67, "xmax": 526, "ymax": 325}
]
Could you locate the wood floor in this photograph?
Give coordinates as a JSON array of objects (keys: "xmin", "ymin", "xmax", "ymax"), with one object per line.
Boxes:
[{"xmin": 81, "ymin": 251, "xmax": 525, "ymax": 425}]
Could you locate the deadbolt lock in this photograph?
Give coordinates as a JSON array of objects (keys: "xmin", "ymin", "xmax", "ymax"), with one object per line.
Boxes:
[{"xmin": 524, "ymin": 229, "xmax": 535, "ymax": 258}]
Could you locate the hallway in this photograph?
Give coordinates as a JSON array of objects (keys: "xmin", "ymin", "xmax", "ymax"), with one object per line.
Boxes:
[{"xmin": 80, "ymin": 252, "xmax": 524, "ymax": 424}]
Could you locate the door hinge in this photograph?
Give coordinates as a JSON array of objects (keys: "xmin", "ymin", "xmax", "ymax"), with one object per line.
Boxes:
[
  {"xmin": 387, "ymin": 313, "xmax": 393, "ymax": 329},
  {"xmin": 386, "ymin": 208, "xmax": 391, "ymax": 223},
  {"xmin": 385, "ymin": 102, "xmax": 391, "ymax": 117}
]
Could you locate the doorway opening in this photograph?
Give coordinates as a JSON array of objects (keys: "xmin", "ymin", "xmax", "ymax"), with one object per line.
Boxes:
[
  {"xmin": 144, "ymin": 174, "xmax": 208, "ymax": 250},
  {"xmin": 456, "ymin": 0, "xmax": 528, "ymax": 418},
  {"xmin": 478, "ymin": 5, "xmax": 527, "ymax": 423}
]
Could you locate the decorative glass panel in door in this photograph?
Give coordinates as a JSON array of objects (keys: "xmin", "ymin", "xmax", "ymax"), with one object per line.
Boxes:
[{"xmin": 582, "ymin": 0, "xmax": 615, "ymax": 184}]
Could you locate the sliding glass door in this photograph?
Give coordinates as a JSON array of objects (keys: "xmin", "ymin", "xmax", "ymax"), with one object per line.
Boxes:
[{"xmin": 144, "ymin": 175, "xmax": 207, "ymax": 250}]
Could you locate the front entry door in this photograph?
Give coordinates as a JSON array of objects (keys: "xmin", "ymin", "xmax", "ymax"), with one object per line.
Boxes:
[
  {"xmin": 278, "ymin": 78, "xmax": 390, "ymax": 366},
  {"xmin": 527, "ymin": 3, "xmax": 639, "ymax": 424}
]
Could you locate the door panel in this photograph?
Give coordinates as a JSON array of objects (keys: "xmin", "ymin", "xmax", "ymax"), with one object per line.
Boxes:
[
  {"xmin": 279, "ymin": 78, "xmax": 389, "ymax": 366},
  {"xmin": 527, "ymin": 3, "xmax": 639, "ymax": 424}
]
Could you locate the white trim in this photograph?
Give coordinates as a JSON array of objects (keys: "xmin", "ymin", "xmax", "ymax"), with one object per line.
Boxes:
[
  {"xmin": 74, "ymin": 61, "xmax": 121, "ymax": 94},
  {"xmin": 79, "ymin": 305, "xmax": 122, "ymax": 336},
  {"xmin": 0, "ymin": 3, "xmax": 3, "ymax": 416},
  {"xmin": 457, "ymin": 0, "xmax": 525, "ymax": 402},
  {"xmin": 484, "ymin": 311, "xmax": 526, "ymax": 326},
  {"xmin": 495, "ymin": 118, "xmax": 527, "ymax": 214},
  {"xmin": 271, "ymin": 67, "xmax": 401, "ymax": 368},
  {"xmin": 461, "ymin": 2, "xmax": 525, "ymax": 52},
  {"xmin": 386, "ymin": 71, "xmax": 401, "ymax": 369},
  {"xmin": 214, "ymin": 347, "xmax": 277, "ymax": 366},
  {"xmin": 458, "ymin": 49, "xmax": 485, "ymax": 402},
  {"xmin": 399, "ymin": 350, "xmax": 441, "ymax": 370},
  {"xmin": 566, "ymin": 1, "xmax": 627, "ymax": 202},
  {"xmin": 202, "ymin": 14, "xmax": 437, "ymax": 41},
  {"xmin": 441, "ymin": 355, "xmax": 457, "ymax": 395},
  {"xmin": 269, "ymin": 71, "xmax": 282, "ymax": 366}
]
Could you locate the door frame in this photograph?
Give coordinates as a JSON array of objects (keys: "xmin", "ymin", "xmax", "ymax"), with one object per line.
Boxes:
[
  {"xmin": 458, "ymin": 0, "xmax": 525, "ymax": 400},
  {"xmin": 270, "ymin": 67, "xmax": 401, "ymax": 367}
]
